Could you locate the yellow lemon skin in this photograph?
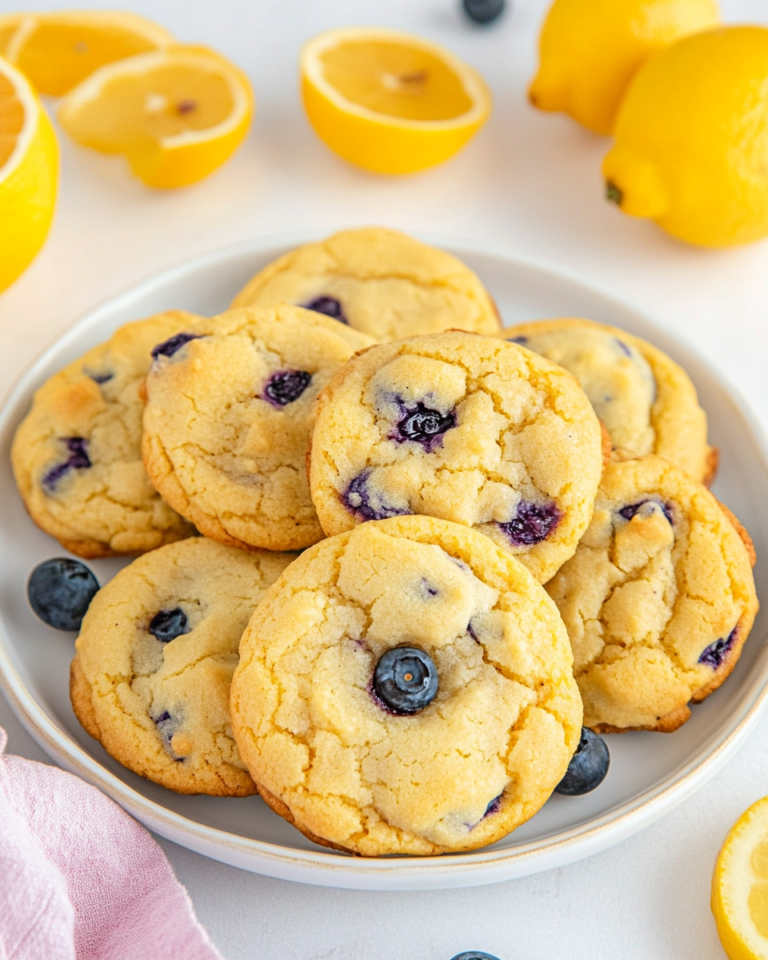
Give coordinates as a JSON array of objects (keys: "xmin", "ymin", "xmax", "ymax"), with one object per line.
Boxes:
[
  {"xmin": 712, "ymin": 795, "xmax": 768, "ymax": 960},
  {"xmin": 0, "ymin": 57, "xmax": 59, "ymax": 294},
  {"xmin": 603, "ymin": 26, "xmax": 768, "ymax": 248},
  {"xmin": 529, "ymin": 0, "xmax": 720, "ymax": 136},
  {"xmin": 300, "ymin": 29, "xmax": 491, "ymax": 176}
]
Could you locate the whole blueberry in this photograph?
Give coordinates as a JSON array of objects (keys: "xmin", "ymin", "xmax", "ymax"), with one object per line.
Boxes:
[
  {"xmin": 149, "ymin": 607, "xmax": 190, "ymax": 643},
  {"xmin": 394, "ymin": 402, "xmax": 457, "ymax": 449},
  {"xmin": 263, "ymin": 370, "xmax": 312, "ymax": 407},
  {"xmin": 499, "ymin": 500, "xmax": 560, "ymax": 546},
  {"xmin": 554, "ymin": 727, "xmax": 610, "ymax": 796},
  {"xmin": 27, "ymin": 558, "xmax": 99, "ymax": 631},
  {"xmin": 450, "ymin": 953, "xmax": 502, "ymax": 960},
  {"xmin": 462, "ymin": 0, "xmax": 506, "ymax": 24},
  {"xmin": 373, "ymin": 646, "xmax": 438, "ymax": 715}
]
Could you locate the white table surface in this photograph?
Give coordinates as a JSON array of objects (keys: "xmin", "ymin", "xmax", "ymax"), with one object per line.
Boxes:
[{"xmin": 3, "ymin": 0, "xmax": 768, "ymax": 957}]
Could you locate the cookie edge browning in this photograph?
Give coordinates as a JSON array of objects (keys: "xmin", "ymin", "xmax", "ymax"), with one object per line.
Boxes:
[
  {"xmin": 231, "ymin": 516, "xmax": 584, "ymax": 856},
  {"xmin": 229, "ymin": 227, "xmax": 502, "ymax": 337},
  {"xmin": 502, "ymin": 318, "xmax": 714, "ymax": 485}
]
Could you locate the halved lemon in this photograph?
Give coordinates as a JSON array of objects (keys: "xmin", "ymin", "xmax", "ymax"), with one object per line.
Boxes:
[
  {"xmin": 713, "ymin": 795, "xmax": 768, "ymax": 959},
  {"xmin": 58, "ymin": 45, "xmax": 253, "ymax": 189},
  {"xmin": 0, "ymin": 55, "xmax": 58, "ymax": 293},
  {"xmin": 301, "ymin": 27, "xmax": 491, "ymax": 175},
  {"xmin": 4, "ymin": 10, "xmax": 173, "ymax": 97}
]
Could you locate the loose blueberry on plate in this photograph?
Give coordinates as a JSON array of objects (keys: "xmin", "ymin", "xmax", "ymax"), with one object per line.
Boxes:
[
  {"xmin": 554, "ymin": 727, "xmax": 610, "ymax": 796},
  {"xmin": 462, "ymin": 0, "xmax": 506, "ymax": 24},
  {"xmin": 450, "ymin": 952, "xmax": 502, "ymax": 960},
  {"xmin": 27, "ymin": 558, "xmax": 99, "ymax": 632},
  {"xmin": 373, "ymin": 646, "xmax": 439, "ymax": 715}
]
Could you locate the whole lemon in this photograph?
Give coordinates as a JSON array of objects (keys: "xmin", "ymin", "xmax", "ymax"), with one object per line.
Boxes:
[
  {"xmin": 528, "ymin": 0, "xmax": 720, "ymax": 135},
  {"xmin": 603, "ymin": 26, "xmax": 768, "ymax": 248}
]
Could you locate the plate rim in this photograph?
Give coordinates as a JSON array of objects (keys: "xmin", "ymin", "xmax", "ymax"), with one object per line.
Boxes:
[{"xmin": 1, "ymin": 232, "xmax": 767, "ymax": 890}]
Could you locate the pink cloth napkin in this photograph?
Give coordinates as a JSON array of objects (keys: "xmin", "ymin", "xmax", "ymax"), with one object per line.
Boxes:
[{"xmin": 0, "ymin": 727, "xmax": 223, "ymax": 960}]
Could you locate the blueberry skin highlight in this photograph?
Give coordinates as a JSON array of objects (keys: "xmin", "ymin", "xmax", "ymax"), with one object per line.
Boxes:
[
  {"xmin": 554, "ymin": 727, "xmax": 610, "ymax": 796},
  {"xmin": 462, "ymin": 0, "xmax": 506, "ymax": 24},
  {"xmin": 149, "ymin": 607, "xmax": 190, "ymax": 643},
  {"xmin": 393, "ymin": 402, "xmax": 457, "ymax": 450},
  {"xmin": 27, "ymin": 558, "xmax": 99, "ymax": 631},
  {"xmin": 373, "ymin": 646, "xmax": 439, "ymax": 715}
]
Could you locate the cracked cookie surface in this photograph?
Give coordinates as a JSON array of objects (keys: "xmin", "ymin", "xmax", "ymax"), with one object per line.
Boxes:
[
  {"xmin": 71, "ymin": 536, "xmax": 293, "ymax": 795},
  {"xmin": 141, "ymin": 305, "xmax": 374, "ymax": 552},
  {"xmin": 503, "ymin": 318, "xmax": 714, "ymax": 484},
  {"xmin": 230, "ymin": 516, "xmax": 583, "ymax": 856},
  {"xmin": 309, "ymin": 331, "xmax": 603, "ymax": 584},
  {"xmin": 11, "ymin": 311, "xmax": 200, "ymax": 558},
  {"xmin": 230, "ymin": 227, "xmax": 501, "ymax": 342},
  {"xmin": 545, "ymin": 455, "xmax": 758, "ymax": 732}
]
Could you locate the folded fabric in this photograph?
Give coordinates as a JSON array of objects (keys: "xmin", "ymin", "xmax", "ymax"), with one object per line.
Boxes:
[{"xmin": 0, "ymin": 727, "xmax": 223, "ymax": 960}]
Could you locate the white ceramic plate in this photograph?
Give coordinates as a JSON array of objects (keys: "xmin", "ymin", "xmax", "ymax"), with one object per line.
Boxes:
[{"xmin": 1, "ymin": 234, "xmax": 766, "ymax": 891}]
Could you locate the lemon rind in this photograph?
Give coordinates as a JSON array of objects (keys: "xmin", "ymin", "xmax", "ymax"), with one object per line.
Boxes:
[
  {"xmin": 0, "ymin": 55, "xmax": 40, "ymax": 186},
  {"xmin": 58, "ymin": 46, "xmax": 252, "ymax": 150},
  {"xmin": 301, "ymin": 26, "xmax": 490, "ymax": 130}
]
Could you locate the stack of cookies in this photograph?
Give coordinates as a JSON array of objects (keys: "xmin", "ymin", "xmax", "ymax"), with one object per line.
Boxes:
[{"xmin": 12, "ymin": 227, "xmax": 758, "ymax": 857}]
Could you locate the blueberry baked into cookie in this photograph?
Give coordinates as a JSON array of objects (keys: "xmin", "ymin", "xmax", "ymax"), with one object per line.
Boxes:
[
  {"xmin": 503, "ymin": 318, "xmax": 715, "ymax": 485},
  {"xmin": 545, "ymin": 454, "xmax": 758, "ymax": 732},
  {"xmin": 230, "ymin": 227, "xmax": 501, "ymax": 341},
  {"xmin": 230, "ymin": 516, "xmax": 583, "ymax": 856},
  {"xmin": 141, "ymin": 304, "xmax": 374, "ymax": 552},
  {"xmin": 11, "ymin": 311, "xmax": 200, "ymax": 558},
  {"xmin": 70, "ymin": 537, "xmax": 293, "ymax": 795},
  {"xmin": 309, "ymin": 331, "xmax": 604, "ymax": 583}
]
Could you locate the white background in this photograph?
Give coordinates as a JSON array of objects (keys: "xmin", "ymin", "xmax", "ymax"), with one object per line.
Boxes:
[{"xmin": 2, "ymin": 0, "xmax": 768, "ymax": 957}]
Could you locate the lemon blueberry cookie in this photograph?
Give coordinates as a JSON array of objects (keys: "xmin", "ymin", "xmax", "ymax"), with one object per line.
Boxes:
[
  {"xmin": 70, "ymin": 536, "xmax": 293, "ymax": 796},
  {"xmin": 308, "ymin": 331, "xmax": 604, "ymax": 584},
  {"xmin": 545, "ymin": 454, "xmax": 758, "ymax": 733},
  {"xmin": 141, "ymin": 304, "xmax": 374, "ymax": 552},
  {"xmin": 12, "ymin": 311, "xmax": 200, "ymax": 558},
  {"xmin": 504, "ymin": 318, "xmax": 715, "ymax": 484},
  {"xmin": 230, "ymin": 227, "xmax": 501, "ymax": 341},
  {"xmin": 230, "ymin": 516, "xmax": 583, "ymax": 856}
]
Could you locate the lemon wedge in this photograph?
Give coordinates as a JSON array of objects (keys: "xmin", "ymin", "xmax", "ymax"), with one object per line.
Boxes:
[
  {"xmin": 713, "ymin": 795, "xmax": 768, "ymax": 959},
  {"xmin": 0, "ymin": 55, "xmax": 58, "ymax": 293},
  {"xmin": 0, "ymin": 14, "xmax": 26, "ymax": 57},
  {"xmin": 4, "ymin": 10, "xmax": 173, "ymax": 97},
  {"xmin": 58, "ymin": 44, "xmax": 253, "ymax": 189},
  {"xmin": 301, "ymin": 27, "xmax": 491, "ymax": 174}
]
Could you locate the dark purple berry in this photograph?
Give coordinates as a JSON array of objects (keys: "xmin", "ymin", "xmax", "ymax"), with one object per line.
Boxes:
[
  {"xmin": 301, "ymin": 295, "xmax": 348, "ymax": 325},
  {"xmin": 343, "ymin": 471, "xmax": 409, "ymax": 522},
  {"xmin": 699, "ymin": 626, "xmax": 738, "ymax": 668},
  {"xmin": 393, "ymin": 402, "xmax": 457, "ymax": 450},
  {"xmin": 27, "ymin": 558, "xmax": 99, "ymax": 631},
  {"xmin": 483, "ymin": 794, "xmax": 503, "ymax": 818},
  {"xmin": 615, "ymin": 338, "xmax": 632, "ymax": 358},
  {"xmin": 42, "ymin": 437, "xmax": 91, "ymax": 491},
  {"xmin": 450, "ymin": 953, "xmax": 502, "ymax": 960},
  {"xmin": 149, "ymin": 608, "xmax": 189, "ymax": 643},
  {"xmin": 373, "ymin": 646, "xmax": 438, "ymax": 715},
  {"xmin": 555, "ymin": 727, "xmax": 610, "ymax": 796},
  {"xmin": 263, "ymin": 370, "xmax": 312, "ymax": 407},
  {"xmin": 619, "ymin": 499, "xmax": 673, "ymax": 525},
  {"xmin": 509, "ymin": 336, "xmax": 528, "ymax": 345},
  {"xmin": 151, "ymin": 332, "xmax": 203, "ymax": 360},
  {"xmin": 499, "ymin": 500, "xmax": 560, "ymax": 546},
  {"xmin": 462, "ymin": 0, "xmax": 506, "ymax": 23},
  {"xmin": 85, "ymin": 370, "xmax": 113, "ymax": 384},
  {"xmin": 152, "ymin": 710, "xmax": 184, "ymax": 760}
]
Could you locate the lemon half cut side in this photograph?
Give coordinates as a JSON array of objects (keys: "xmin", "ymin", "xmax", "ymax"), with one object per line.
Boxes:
[
  {"xmin": 301, "ymin": 27, "xmax": 491, "ymax": 175},
  {"xmin": 58, "ymin": 45, "xmax": 253, "ymax": 189},
  {"xmin": 713, "ymin": 795, "xmax": 768, "ymax": 960},
  {"xmin": 0, "ymin": 55, "xmax": 58, "ymax": 293}
]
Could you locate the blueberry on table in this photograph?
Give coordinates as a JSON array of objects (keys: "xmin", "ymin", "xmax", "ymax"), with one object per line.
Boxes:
[
  {"xmin": 554, "ymin": 727, "xmax": 610, "ymax": 796},
  {"xmin": 450, "ymin": 952, "xmax": 502, "ymax": 960},
  {"xmin": 27, "ymin": 558, "xmax": 99, "ymax": 632},
  {"xmin": 373, "ymin": 646, "xmax": 438, "ymax": 715},
  {"xmin": 462, "ymin": 0, "xmax": 506, "ymax": 25}
]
